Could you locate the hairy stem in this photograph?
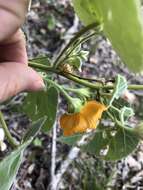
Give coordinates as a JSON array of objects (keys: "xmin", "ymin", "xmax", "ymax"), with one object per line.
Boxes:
[
  {"xmin": 44, "ymin": 78, "xmax": 72, "ymax": 103},
  {"xmin": 29, "ymin": 61, "xmax": 143, "ymax": 91}
]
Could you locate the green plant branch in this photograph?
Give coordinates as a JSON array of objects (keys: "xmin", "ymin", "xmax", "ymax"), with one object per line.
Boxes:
[
  {"xmin": 56, "ymin": 71, "xmax": 143, "ymax": 91},
  {"xmin": 0, "ymin": 111, "xmax": 18, "ymax": 148},
  {"xmin": 29, "ymin": 61, "xmax": 143, "ymax": 91},
  {"xmin": 53, "ymin": 22, "xmax": 101, "ymax": 68},
  {"xmin": 75, "ymin": 32, "xmax": 98, "ymax": 48},
  {"xmin": 66, "ymin": 72, "xmax": 105, "ymax": 84},
  {"xmin": 59, "ymin": 32, "xmax": 98, "ymax": 66}
]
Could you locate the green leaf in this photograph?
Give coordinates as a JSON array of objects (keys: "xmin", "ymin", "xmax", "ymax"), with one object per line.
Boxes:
[
  {"xmin": 120, "ymin": 107, "xmax": 134, "ymax": 125},
  {"xmin": 33, "ymin": 137, "xmax": 42, "ymax": 147},
  {"xmin": 73, "ymin": 0, "xmax": 143, "ymax": 72},
  {"xmin": 0, "ymin": 117, "xmax": 45, "ymax": 190},
  {"xmin": 22, "ymin": 117, "xmax": 47, "ymax": 142},
  {"xmin": 47, "ymin": 15, "xmax": 56, "ymax": 30},
  {"xmin": 73, "ymin": 0, "xmax": 100, "ymax": 26},
  {"xmin": 23, "ymin": 87, "xmax": 58, "ymax": 132},
  {"xmin": 110, "ymin": 75, "xmax": 128, "ymax": 105},
  {"xmin": 79, "ymin": 50, "xmax": 89, "ymax": 61},
  {"xmin": 0, "ymin": 140, "xmax": 31, "ymax": 190},
  {"xmin": 59, "ymin": 134, "xmax": 83, "ymax": 146},
  {"xmin": 67, "ymin": 45, "xmax": 89, "ymax": 71},
  {"xmin": 81, "ymin": 127, "xmax": 139, "ymax": 161},
  {"xmin": 68, "ymin": 57, "xmax": 82, "ymax": 70}
]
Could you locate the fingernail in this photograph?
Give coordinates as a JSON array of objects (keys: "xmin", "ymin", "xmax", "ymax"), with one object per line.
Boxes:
[{"xmin": 33, "ymin": 80, "xmax": 46, "ymax": 91}]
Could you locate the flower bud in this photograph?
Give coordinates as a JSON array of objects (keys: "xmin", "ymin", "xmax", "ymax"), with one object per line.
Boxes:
[
  {"xmin": 76, "ymin": 88, "xmax": 90, "ymax": 98},
  {"xmin": 68, "ymin": 98, "xmax": 83, "ymax": 113}
]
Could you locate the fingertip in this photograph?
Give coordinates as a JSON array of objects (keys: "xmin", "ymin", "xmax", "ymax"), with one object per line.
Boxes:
[
  {"xmin": 25, "ymin": 67, "xmax": 46, "ymax": 91},
  {"xmin": 29, "ymin": 79, "xmax": 46, "ymax": 91}
]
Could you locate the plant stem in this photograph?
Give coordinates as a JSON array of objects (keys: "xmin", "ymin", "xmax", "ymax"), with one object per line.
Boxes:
[
  {"xmin": 0, "ymin": 111, "xmax": 18, "ymax": 148},
  {"xmin": 115, "ymin": 119, "xmax": 135, "ymax": 132},
  {"xmin": 28, "ymin": 61, "xmax": 56, "ymax": 72},
  {"xmin": 110, "ymin": 105, "xmax": 120, "ymax": 113},
  {"xmin": 58, "ymin": 71, "xmax": 143, "ymax": 91},
  {"xmin": 65, "ymin": 72, "xmax": 105, "ymax": 84},
  {"xmin": 29, "ymin": 62, "xmax": 143, "ymax": 91},
  {"xmin": 44, "ymin": 78, "xmax": 72, "ymax": 103},
  {"xmin": 107, "ymin": 111, "xmax": 134, "ymax": 133}
]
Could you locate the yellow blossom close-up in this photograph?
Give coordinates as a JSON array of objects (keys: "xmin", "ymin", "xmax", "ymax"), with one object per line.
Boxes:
[{"xmin": 60, "ymin": 101, "xmax": 107, "ymax": 136}]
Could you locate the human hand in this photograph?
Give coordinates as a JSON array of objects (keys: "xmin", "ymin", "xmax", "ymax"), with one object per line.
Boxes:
[{"xmin": 0, "ymin": 0, "xmax": 45, "ymax": 102}]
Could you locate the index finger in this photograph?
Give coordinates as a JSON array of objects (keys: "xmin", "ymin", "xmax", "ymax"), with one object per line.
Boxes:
[{"xmin": 0, "ymin": 0, "xmax": 30, "ymax": 42}]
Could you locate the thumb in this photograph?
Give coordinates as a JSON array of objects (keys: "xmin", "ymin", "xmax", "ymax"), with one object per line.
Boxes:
[{"xmin": 0, "ymin": 62, "xmax": 45, "ymax": 102}]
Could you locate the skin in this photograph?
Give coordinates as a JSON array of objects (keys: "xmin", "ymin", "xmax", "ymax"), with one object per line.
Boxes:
[{"xmin": 0, "ymin": 0, "xmax": 45, "ymax": 102}]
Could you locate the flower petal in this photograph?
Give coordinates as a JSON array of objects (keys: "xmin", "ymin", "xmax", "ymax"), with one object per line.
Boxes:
[
  {"xmin": 81, "ymin": 101, "xmax": 107, "ymax": 129},
  {"xmin": 60, "ymin": 101, "xmax": 107, "ymax": 136},
  {"xmin": 60, "ymin": 113, "xmax": 88, "ymax": 136},
  {"xmin": 60, "ymin": 113, "xmax": 80, "ymax": 130},
  {"xmin": 73, "ymin": 114, "xmax": 88, "ymax": 133}
]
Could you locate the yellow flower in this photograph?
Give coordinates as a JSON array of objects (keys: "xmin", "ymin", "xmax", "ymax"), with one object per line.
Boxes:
[{"xmin": 60, "ymin": 101, "xmax": 107, "ymax": 136}]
